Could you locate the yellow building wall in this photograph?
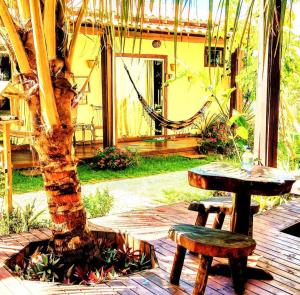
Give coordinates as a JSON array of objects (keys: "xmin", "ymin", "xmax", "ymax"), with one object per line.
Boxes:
[
  {"xmin": 117, "ymin": 38, "xmax": 229, "ymax": 135},
  {"xmin": 72, "ymin": 34, "xmax": 229, "ymax": 138},
  {"xmin": 71, "ymin": 34, "xmax": 102, "ymax": 125},
  {"xmin": 71, "ymin": 34, "xmax": 103, "ymax": 141}
]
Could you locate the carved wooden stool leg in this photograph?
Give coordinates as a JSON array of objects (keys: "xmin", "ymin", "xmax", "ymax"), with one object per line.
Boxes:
[
  {"xmin": 170, "ymin": 245, "xmax": 187, "ymax": 285},
  {"xmin": 212, "ymin": 211, "xmax": 225, "ymax": 230},
  {"xmin": 195, "ymin": 211, "xmax": 209, "ymax": 226},
  {"xmin": 193, "ymin": 255, "xmax": 213, "ymax": 295},
  {"xmin": 230, "ymin": 257, "xmax": 246, "ymax": 295}
]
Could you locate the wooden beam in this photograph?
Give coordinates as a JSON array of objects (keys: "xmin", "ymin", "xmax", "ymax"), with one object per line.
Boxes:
[
  {"xmin": 230, "ymin": 48, "xmax": 243, "ymax": 116},
  {"xmin": 254, "ymin": 0, "xmax": 281, "ymax": 167},
  {"xmin": 101, "ymin": 33, "xmax": 114, "ymax": 147},
  {"xmin": 2, "ymin": 122, "xmax": 14, "ymax": 214},
  {"xmin": 79, "ymin": 26, "xmax": 224, "ymax": 45}
]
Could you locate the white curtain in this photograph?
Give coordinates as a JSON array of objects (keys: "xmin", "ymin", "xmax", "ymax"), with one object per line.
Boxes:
[{"xmin": 116, "ymin": 58, "xmax": 154, "ymax": 138}]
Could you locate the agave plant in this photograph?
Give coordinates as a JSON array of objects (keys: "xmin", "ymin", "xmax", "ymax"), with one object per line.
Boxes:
[{"xmin": 25, "ymin": 248, "xmax": 64, "ymax": 282}]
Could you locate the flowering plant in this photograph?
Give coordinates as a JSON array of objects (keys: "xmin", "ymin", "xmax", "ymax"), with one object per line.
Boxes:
[
  {"xmin": 198, "ymin": 121, "xmax": 234, "ymax": 155},
  {"xmin": 91, "ymin": 147, "xmax": 139, "ymax": 170}
]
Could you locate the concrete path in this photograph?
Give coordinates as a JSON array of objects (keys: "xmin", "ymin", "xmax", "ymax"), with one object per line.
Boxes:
[{"xmin": 5, "ymin": 171, "xmax": 210, "ymax": 217}]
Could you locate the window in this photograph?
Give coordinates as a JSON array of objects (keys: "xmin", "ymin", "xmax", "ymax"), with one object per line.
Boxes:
[
  {"xmin": 0, "ymin": 55, "xmax": 11, "ymax": 113},
  {"xmin": 0, "ymin": 55, "xmax": 11, "ymax": 80},
  {"xmin": 204, "ymin": 46, "xmax": 224, "ymax": 67}
]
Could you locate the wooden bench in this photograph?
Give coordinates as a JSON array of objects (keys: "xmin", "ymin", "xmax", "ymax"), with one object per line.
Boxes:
[
  {"xmin": 188, "ymin": 197, "xmax": 260, "ymax": 236},
  {"xmin": 169, "ymin": 224, "xmax": 256, "ymax": 295}
]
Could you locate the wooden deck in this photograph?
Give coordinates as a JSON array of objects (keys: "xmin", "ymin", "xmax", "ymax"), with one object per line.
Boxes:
[
  {"xmin": 11, "ymin": 137, "xmax": 199, "ymax": 169},
  {"xmin": 0, "ymin": 198, "xmax": 300, "ymax": 294}
]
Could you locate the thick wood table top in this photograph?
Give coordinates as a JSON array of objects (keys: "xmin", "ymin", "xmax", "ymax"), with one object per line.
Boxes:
[{"xmin": 188, "ymin": 162, "xmax": 295, "ymax": 196}]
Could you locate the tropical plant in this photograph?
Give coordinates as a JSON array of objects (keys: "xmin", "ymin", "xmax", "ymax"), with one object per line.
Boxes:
[
  {"xmin": 0, "ymin": 0, "xmax": 97, "ymax": 258},
  {"xmin": 83, "ymin": 189, "xmax": 114, "ymax": 218},
  {"xmin": 12, "ymin": 238, "xmax": 151, "ymax": 285},
  {"xmin": 235, "ymin": 8, "xmax": 300, "ymax": 170},
  {"xmin": 91, "ymin": 147, "xmax": 139, "ymax": 170},
  {"xmin": 252, "ymin": 194, "xmax": 292, "ymax": 211},
  {"xmin": 196, "ymin": 92, "xmax": 254, "ymax": 159},
  {"xmin": 26, "ymin": 250, "xmax": 64, "ymax": 282},
  {"xmin": 198, "ymin": 119, "xmax": 235, "ymax": 156},
  {"xmin": 0, "ymin": 200, "xmax": 50, "ymax": 235}
]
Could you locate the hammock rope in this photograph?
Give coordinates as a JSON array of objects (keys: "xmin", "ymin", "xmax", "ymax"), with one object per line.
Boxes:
[{"xmin": 123, "ymin": 63, "xmax": 211, "ymax": 130}]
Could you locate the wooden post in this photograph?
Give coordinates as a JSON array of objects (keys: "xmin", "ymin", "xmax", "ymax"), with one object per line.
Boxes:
[
  {"xmin": 2, "ymin": 122, "xmax": 13, "ymax": 214},
  {"xmin": 231, "ymin": 192, "xmax": 251, "ymax": 236},
  {"xmin": 230, "ymin": 191, "xmax": 251, "ymax": 293},
  {"xmin": 230, "ymin": 48, "xmax": 243, "ymax": 116},
  {"xmin": 101, "ymin": 31, "xmax": 114, "ymax": 148},
  {"xmin": 254, "ymin": 0, "xmax": 282, "ymax": 167}
]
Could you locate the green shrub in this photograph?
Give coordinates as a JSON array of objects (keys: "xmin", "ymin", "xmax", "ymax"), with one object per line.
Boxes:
[
  {"xmin": 0, "ymin": 200, "xmax": 50, "ymax": 235},
  {"xmin": 252, "ymin": 194, "xmax": 292, "ymax": 212},
  {"xmin": 91, "ymin": 147, "xmax": 139, "ymax": 170},
  {"xmin": 83, "ymin": 189, "xmax": 114, "ymax": 218}
]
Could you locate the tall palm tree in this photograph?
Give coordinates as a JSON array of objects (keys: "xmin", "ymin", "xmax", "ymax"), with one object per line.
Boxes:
[
  {"xmin": 0, "ymin": 0, "xmax": 288, "ymax": 259},
  {"xmin": 0, "ymin": 0, "xmax": 92, "ymax": 258}
]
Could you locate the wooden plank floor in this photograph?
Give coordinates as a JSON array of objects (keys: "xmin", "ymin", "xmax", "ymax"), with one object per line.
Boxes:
[
  {"xmin": 12, "ymin": 137, "xmax": 199, "ymax": 169},
  {"xmin": 0, "ymin": 198, "xmax": 300, "ymax": 294}
]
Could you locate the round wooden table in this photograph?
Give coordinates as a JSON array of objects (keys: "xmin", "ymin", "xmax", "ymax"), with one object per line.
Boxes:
[{"xmin": 188, "ymin": 162, "xmax": 296, "ymax": 287}]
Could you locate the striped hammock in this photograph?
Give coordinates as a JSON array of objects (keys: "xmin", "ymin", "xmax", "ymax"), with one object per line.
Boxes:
[{"xmin": 123, "ymin": 64, "xmax": 211, "ymax": 130}]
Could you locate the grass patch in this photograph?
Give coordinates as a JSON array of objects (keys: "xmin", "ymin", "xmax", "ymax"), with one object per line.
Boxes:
[
  {"xmin": 12, "ymin": 155, "xmax": 216, "ymax": 194},
  {"xmin": 12, "ymin": 172, "xmax": 44, "ymax": 195}
]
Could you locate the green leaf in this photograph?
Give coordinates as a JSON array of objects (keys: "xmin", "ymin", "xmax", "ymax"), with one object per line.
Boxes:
[
  {"xmin": 42, "ymin": 254, "xmax": 48, "ymax": 265},
  {"xmin": 236, "ymin": 126, "xmax": 248, "ymax": 140},
  {"xmin": 66, "ymin": 264, "xmax": 74, "ymax": 278},
  {"xmin": 236, "ymin": 116, "xmax": 249, "ymax": 128},
  {"xmin": 53, "ymin": 257, "xmax": 61, "ymax": 265},
  {"xmin": 228, "ymin": 111, "xmax": 242, "ymax": 126}
]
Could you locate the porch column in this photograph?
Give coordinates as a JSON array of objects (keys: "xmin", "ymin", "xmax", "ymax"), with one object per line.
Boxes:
[
  {"xmin": 254, "ymin": 0, "xmax": 282, "ymax": 167},
  {"xmin": 101, "ymin": 31, "xmax": 115, "ymax": 147},
  {"xmin": 230, "ymin": 48, "xmax": 243, "ymax": 116}
]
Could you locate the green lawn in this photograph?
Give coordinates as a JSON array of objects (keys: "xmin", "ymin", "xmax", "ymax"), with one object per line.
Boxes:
[{"xmin": 12, "ymin": 155, "xmax": 216, "ymax": 194}]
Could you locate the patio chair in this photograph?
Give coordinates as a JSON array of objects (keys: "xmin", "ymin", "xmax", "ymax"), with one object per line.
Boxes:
[{"xmin": 90, "ymin": 104, "xmax": 103, "ymax": 145}]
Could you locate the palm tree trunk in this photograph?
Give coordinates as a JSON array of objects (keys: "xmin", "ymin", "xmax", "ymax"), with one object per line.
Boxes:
[
  {"xmin": 29, "ymin": 75, "xmax": 93, "ymax": 258},
  {"xmin": 0, "ymin": 0, "xmax": 95, "ymax": 259}
]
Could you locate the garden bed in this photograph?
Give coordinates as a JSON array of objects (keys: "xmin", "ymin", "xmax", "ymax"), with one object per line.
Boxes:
[{"xmin": 6, "ymin": 229, "xmax": 157, "ymax": 285}]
